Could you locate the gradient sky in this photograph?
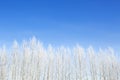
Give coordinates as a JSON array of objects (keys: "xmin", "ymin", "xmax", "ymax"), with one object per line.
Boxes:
[{"xmin": 0, "ymin": 0, "xmax": 120, "ymax": 52}]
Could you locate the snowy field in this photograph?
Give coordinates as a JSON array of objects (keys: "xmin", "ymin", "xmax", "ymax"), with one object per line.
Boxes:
[{"xmin": 0, "ymin": 37, "xmax": 120, "ymax": 80}]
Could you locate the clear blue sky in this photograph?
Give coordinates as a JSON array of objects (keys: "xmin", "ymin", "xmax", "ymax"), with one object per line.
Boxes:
[{"xmin": 0, "ymin": 0, "xmax": 120, "ymax": 52}]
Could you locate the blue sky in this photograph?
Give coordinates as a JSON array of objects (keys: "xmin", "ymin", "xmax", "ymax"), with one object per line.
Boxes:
[{"xmin": 0, "ymin": 0, "xmax": 120, "ymax": 52}]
